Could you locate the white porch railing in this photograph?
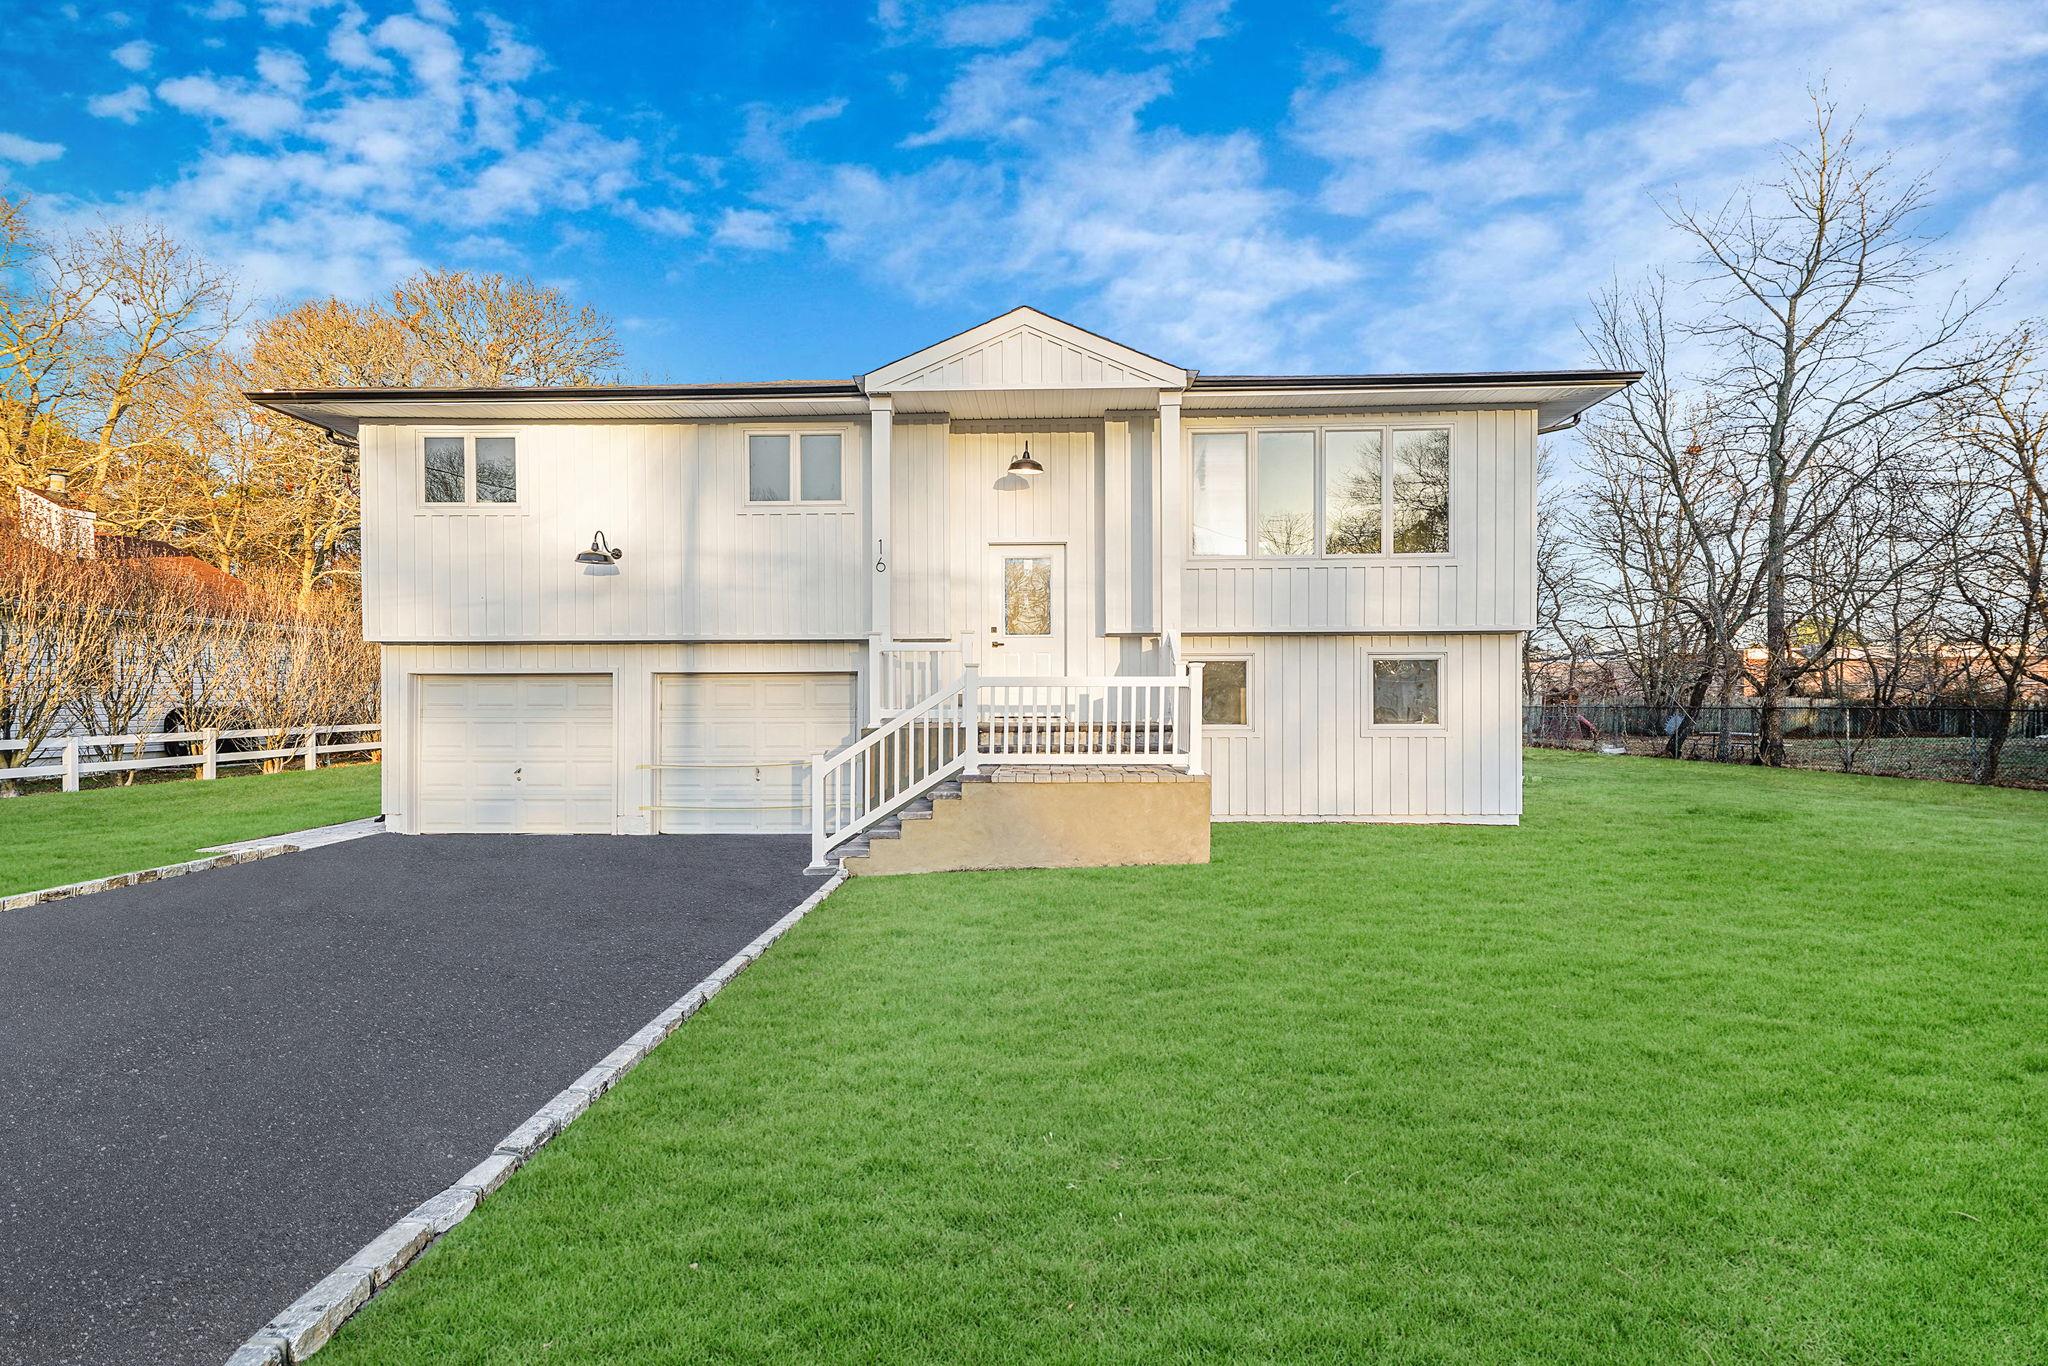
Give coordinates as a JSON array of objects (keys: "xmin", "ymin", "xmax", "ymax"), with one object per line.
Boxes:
[
  {"xmin": 0, "ymin": 723, "xmax": 382, "ymax": 792},
  {"xmin": 871, "ymin": 640, "xmax": 965, "ymax": 719},
  {"xmin": 810, "ymin": 664, "xmax": 1204, "ymax": 869}
]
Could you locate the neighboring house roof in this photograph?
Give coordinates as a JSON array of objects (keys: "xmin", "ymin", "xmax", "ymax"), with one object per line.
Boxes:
[
  {"xmin": 10, "ymin": 484, "xmax": 243, "ymax": 598},
  {"xmin": 248, "ymin": 306, "xmax": 1641, "ymax": 437}
]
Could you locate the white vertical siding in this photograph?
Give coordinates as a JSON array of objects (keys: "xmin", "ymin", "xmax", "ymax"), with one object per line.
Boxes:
[
  {"xmin": 890, "ymin": 419, "xmax": 950, "ymax": 638},
  {"xmin": 943, "ymin": 423, "xmax": 1151, "ymax": 675},
  {"xmin": 360, "ymin": 421, "xmax": 868, "ymax": 642},
  {"xmin": 1188, "ymin": 631, "xmax": 1523, "ymax": 821},
  {"xmin": 1100, "ymin": 413, "xmax": 1158, "ymax": 635},
  {"xmin": 1181, "ymin": 409, "xmax": 1537, "ymax": 633}
]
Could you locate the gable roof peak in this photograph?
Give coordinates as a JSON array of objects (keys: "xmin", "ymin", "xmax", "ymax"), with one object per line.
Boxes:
[{"xmin": 864, "ymin": 306, "xmax": 1188, "ymax": 393}]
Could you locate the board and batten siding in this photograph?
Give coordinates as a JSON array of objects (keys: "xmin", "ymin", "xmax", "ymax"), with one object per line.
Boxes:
[
  {"xmin": 378, "ymin": 640, "xmax": 862, "ymax": 834},
  {"xmin": 1181, "ymin": 409, "xmax": 1536, "ymax": 634},
  {"xmin": 359, "ymin": 421, "xmax": 870, "ymax": 643},
  {"xmin": 1187, "ymin": 632, "xmax": 1523, "ymax": 821}
]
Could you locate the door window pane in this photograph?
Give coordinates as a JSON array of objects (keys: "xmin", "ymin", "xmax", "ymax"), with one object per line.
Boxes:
[
  {"xmin": 1003, "ymin": 556, "xmax": 1053, "ymax": 635},
  {"xmin": 748, "ymin": 434, "xmax": 791, "ymax": 502},
  {"xmin": 1324, "ymin": 429, "xmax": 1383, "ymax": 554},
  {"xmin": 1391, "ymin": 428, "xmax": 1451, "ymax": 553},
  {"xmin": 1372, "ymin": 657, "xmax": 1441, "ymax": 725},
  {"xmin": 423, "ymin": 436, "xmax": 466, "ymax": 503},
  {"xmin": 473, "ymin": 436, "xmax": 517, "ymax": 503},
  {"xmin": 1256, "ymin": 431, "xmax": 1315, "ymax": 556},
  {"xmin": 799, "ymin": 433, "xmax": 842, "ymax": 501},
  {"xmin": 1191, "ymin": 431, "xmax": 1247, "ymax": 555},
  {"xmin": 1200, "ymin": 659, "xmax": 1248, "ymax": 726}
]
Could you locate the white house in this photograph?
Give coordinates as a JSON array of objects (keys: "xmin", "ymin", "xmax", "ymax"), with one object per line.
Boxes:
[{"xmin": 253, "ymin": 308, "xmax": 1634, "ymax": 869}]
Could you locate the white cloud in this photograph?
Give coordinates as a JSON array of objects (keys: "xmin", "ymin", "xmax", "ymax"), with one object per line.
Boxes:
[
  {"xmin": 111, "ymin": 38, "xmax": 155, "ymax": 71},
  {"xmin": 326, "ymin": 4, "xmax": 390, "ymax": 71},
  {"xmin": 87, "ymin": 84, "xmax": 153, "ymax": 123},
  {"xmin": 157, "ymin": 73, "xmax": 305, "ymax": 139},
  {"xmin": 256, "ymin": 47, "xmax": 311, "ymax": 92},
  {"xmin": 713, "ymin": 207, "xmax": 790, "ymax": 251},
  {"xmin": 937, "ymin": 2, "xmax": 1045, "ymax": 47},
  {"xmin": 1106, "ymin": 0, "xmax": 1233, "ymax": 53},
  {"xmin": 1288, "ymin": 0, "xmax": 2048, "ymax": 370},
  {"xmin": 61, "ymin": 8, "xmax": 696, "ymax": 312},
  {"xmin": 0, "ymin": 132, "xmax": 66, "ymax": 165},
  {"xmin": 763, "ymin": 44, "xmax": 1349, "ymax": 368}
]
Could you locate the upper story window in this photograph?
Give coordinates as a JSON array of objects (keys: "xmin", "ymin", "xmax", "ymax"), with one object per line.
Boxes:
[
  {"xmin": 422, "ymin": 434, "xmax": 517, "ymax": 506},
  {"xmin": 748, "ymin": 432, "xmax": 843, "ymax": 505},
  {"xmin": 1190, "ymin": 424, "xmax": 1450, "ymax": 559}
]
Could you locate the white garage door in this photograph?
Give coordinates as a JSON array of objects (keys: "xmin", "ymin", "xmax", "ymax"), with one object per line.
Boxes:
[
  {"xmin": 655, "ymin": 673, "xmax": 858, "ymax": 833},
  {"xmin": 415, "ymin": 674, "xmax": 615, "ymax": 833}
]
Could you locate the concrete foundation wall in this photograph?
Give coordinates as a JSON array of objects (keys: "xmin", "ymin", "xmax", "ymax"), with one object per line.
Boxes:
[{"xmin": 852, "ymin": 769, "xmax": 1210, "ymax": 876}]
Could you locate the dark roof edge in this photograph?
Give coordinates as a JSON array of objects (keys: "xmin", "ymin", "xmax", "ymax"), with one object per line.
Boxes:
[
  {"xmin": 1189, "ymin": 369, "xmax": 1642, "ymax": 391},
  {"xmin": 242, "ymin": 379, "xmax": 864, "ymax": 402}
]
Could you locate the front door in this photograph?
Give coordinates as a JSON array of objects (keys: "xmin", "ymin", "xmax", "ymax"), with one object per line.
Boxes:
[{"xmin": 985, "ymin": 544, "xmax": 1067, "ymax": 676}]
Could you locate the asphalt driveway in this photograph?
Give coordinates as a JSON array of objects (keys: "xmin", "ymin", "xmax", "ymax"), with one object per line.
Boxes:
[{"xmin": 0, "ymin": 833, "xmax": 822, "ymax": 1366}]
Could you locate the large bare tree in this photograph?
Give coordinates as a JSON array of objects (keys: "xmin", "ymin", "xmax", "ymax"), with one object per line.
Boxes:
[
  {"xmin": 1941, "ymin": 331, "xmax": 2048, "ymax": 783},
  {"xmin": 1663, "ymin": 99, "xmax": 1999, "ymax": 763}
]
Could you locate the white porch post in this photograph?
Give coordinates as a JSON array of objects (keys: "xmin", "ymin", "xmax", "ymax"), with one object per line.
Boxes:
[
  {"xmin": 1157, "ymin": 391, "xmax": 1185, "ymax": 667},
  {"xmin": 868, "ymin": 395, "xmax": 894, "ymax": 723},
  {"xmin": 1184, "ymin": 661, "xmax": 1206, "ymax": 776}
]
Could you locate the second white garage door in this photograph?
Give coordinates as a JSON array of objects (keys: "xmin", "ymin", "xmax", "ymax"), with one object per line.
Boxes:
[
  {"xmin": 415, "ymin": 674, "xmax": 615, "ymax": 833},
  {"xmin": 655, "ymin": 673, "xmax": 858, "ymax": 833}
]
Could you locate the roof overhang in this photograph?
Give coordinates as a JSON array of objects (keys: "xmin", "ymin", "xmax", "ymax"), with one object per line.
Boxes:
[
  {"xmin": 245, "ymin": 381, "xmax": 867, "ymax": 439},
  {"xmin": 1186, "ymin": 371, "xmax": 1641, "ymax": 433}
]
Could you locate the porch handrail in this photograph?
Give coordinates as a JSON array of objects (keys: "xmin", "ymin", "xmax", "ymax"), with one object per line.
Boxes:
[
  {"xmin": 809, "ymin": 664, "xmax": 1207, "ymax": 869},
  {"xmin": 811, "ymin": 668, "xmax": 976, "ymax": 870},
  {"xmin": 872, "ymin": 639, "xmax": 966, "ymax": 718}
]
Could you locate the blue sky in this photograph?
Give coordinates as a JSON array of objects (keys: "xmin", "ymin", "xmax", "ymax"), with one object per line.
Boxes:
[{"xmin": 4, "ymin": 0, "xmax": 2047, "ymax": 382}]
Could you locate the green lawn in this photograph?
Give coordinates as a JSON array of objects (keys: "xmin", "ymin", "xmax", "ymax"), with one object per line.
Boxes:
[
  {"xmin": 326, "ymin": 751, "xmax": 2046, "ymax": 1364},
  {"xmin": 0, "ymin": 762, "xmax": 382, "ymax": 896}
]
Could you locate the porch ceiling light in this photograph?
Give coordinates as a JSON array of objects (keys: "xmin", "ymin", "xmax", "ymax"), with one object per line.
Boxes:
[
  {"xmin": 576, "ymin": 530, "xmax": 624, "ymax": 575},
  {"xmin": 1008, "ymin": 440, "xmax": 1045, "ymax": 477}
]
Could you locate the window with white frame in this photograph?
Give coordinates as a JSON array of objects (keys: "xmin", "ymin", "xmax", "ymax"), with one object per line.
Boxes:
[
  {"xmin": 1192, "ymin": 655, "xmax": 1252, "ymax": 729},
  {"xmin": 422, "ymin": 434, "xmax": 518, "ymax": 506},
  {"xmin": 748, "ymin": 432, "xmax": 843, "ymax": 504},
  {"xmin": 1189, "ymin": 425, "xmax": 1450, "ymax": 558},
  {"xmin": 1365, "ymin": 654, "xmax": 1444, "ymax": 728}
]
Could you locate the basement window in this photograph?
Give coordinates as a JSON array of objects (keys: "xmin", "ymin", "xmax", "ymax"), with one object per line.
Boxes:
[
  {"xmin": 1191, "ymin": 655, "xmax": 1252, "ymax": 730},
  {"xmin": 1365, "ymin": 654, "xmax": 1445, "ymax": 729}
]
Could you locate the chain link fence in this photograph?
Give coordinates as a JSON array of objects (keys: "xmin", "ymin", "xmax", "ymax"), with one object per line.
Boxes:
[{"xmin": 1525, "ymin": 702, "xmax": 2048, "ymax": 790}]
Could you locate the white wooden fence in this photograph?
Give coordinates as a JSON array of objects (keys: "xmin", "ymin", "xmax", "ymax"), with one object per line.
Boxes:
[{"xmin": 0, "ymin": 723, "xmax": 382, "ymax": 792}]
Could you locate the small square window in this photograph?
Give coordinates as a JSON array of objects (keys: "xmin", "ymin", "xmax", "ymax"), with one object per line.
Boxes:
[
  {"xmin": 423, "ymin": 436, "xmax": 466, "ymax": 503},
  {"xmin": 422, "ymin": 434, "xmax": 517, "ymax": 507},
  {"xmin": 1370, "ymin": 657, "xmax": 1441, "ymax": 726},
  {"xmin": 748, "ymin": 434, "xmax": 792, "ymax": 502},
  {"xmin": 799, "ymin": 433, "xmax": 842, "ymax": 501},
  {"xmin": 1197, "ymin": 658, "xmax": 1250, "ymax": 728}
]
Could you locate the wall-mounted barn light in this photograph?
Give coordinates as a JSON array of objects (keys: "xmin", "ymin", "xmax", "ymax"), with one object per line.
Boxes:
[
  {"xmin": 576, "ymin": 530, "xmax": 624, "ymax": 576},
  {"xmin": 1007, "ymin": 440, "xmax": 1045, "ymax": 477}
]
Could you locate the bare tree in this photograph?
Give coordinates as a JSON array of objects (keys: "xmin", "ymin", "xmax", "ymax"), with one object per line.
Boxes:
[
  {"xmin": 0, "ymin": 532, "xmax": 120, "ymax": 794},
  {"xmin": 1665, "ymin": 98, "xmax": 1999, "ymax": 763},
  {"xmin": 74, "ymin": 221, "xmax": 242, "ymax": 496},
  {"xmin": 1581, "ymin": 278, "xmax": 1770, "ymax": 753},
  {"xmin": 1941, "ymin": 331, "xmax": 2048, "ymax": 783},
  {"xmin": 389, "ymin": 270, "xmax": 622, "ymax": 385}
]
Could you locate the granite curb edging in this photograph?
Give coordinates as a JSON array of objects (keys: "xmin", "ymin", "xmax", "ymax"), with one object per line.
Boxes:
[
  {"xmin": 221, "ymin": 869, "xmax": 849, "ymax": 1366},
  {"xmin": 1, "ymin": 845, "xmax": 302, "ymax": 914}
]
